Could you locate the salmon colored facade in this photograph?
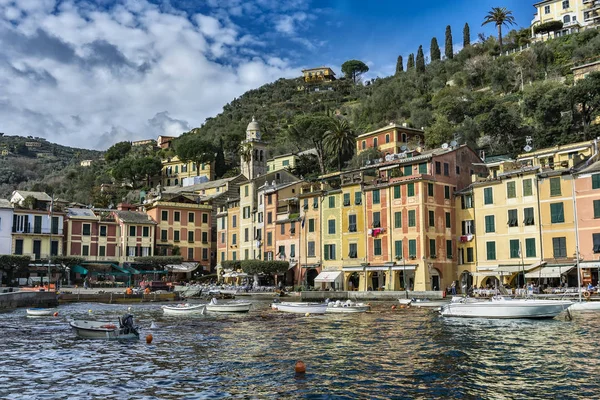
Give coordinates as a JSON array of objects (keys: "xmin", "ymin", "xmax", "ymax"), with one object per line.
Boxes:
[
  {"xmin": 65, "ymin": 208, "xmax": 119, "ymax": 262},
  {"xmin": 356, "ymin": 123, "xmax": 425, "ymax": 155},
  {"xmin": 298, "ymin": 183, "xmax": 323, "ymax": 287},
  {"xmin": 574, "ymin": 163, "xmax": 600, "ymax": 285}
]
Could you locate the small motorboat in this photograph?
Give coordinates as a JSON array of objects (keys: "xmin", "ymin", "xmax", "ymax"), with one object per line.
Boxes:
[
  {"xmin": 205, "ymin": 298, "xmax": 251, "ymax": 313},
  {"xmin": 398, "ymin": 299, "xmax": 412, "ymax": 306},
  {"xmin": 440, "ymin": 297, "xmax": 572, "ymax": 319},
  {"xmin": 275, "ymin": 301, "xmax": 328, "ymax": 314},
  {"xmin": 162, "ymin": 303, "xmax": 206, "ymax": 316},
  {"xmin": 26, "ymin": 308, "xmax": 58, "ymax": 317},
  {"xmin": 69, "ymin": 314, "xmax": 139, "ymax": 340},
  {"xmin": 326, "ymin": 300, "xmax": 370, "ymax": 313},
  {"xmin": 569, "ymin": 301, "xmax": 600, "ymax": 312},
  {"xmin": 410, "ymin": 298, "xmax": 451, "ymax": 310}
]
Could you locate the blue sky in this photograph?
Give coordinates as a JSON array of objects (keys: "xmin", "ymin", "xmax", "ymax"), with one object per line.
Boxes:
[{"xmin": 0, "ymin": 0, "xmax": 536, "ymax": 148}]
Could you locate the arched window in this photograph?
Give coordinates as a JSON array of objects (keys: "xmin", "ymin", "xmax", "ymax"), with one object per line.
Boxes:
[
  {"xmin": 254, "ymin": 149, "xmax": 258, "ymax": 159},
  {"xmin": 260, "ymin": 150, "xmax": 264, "ymax": 161},
  {"xmin": 174, "ymin": 179, "xmax": 179, "ymax": 185},
  {"xmin": 373, "ymin": 138, "xmax": 378, "ymax": 148},
  {"xmin": 402, "ymin": 133, "xmax": 407, "ymax": 142},
  {"xmin": 564, "ymin": 15, "xmax": 571, "ymax": 23},
  {"xmin": 362, "ymin": 141, "xmax": 366, "ymax": 150},
  {"xmin": 167, "ymin": 179, "xmax": 171, "ymax": 186}
]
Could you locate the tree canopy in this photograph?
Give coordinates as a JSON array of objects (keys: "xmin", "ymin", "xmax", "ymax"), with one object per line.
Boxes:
[
  {"xmin": 445, "ymin": 25, "xmax": 454, "ymax": 59},
  {"xmin": 105, "ymin": 141, "xmax": 132, "ymax": 162},
  {"xmin": 482, "ymin": 7, "xmax": 516, "ymax": 53},
  {"xmin": 341, "ymin": 60, "xmax": 369, "ymax": 83},
  {"xmin": 174, "ymin": 132, "xmax": 216, "ymax": 175},
  {"xmin": 431, "ymin": 38, "xmax": 441, "ymax": 62}
]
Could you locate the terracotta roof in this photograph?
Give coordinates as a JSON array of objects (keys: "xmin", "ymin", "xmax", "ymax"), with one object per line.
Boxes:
[
  {"xmin": 114, "ymin": 210, "xmax": 157, "ymax": 224},
  {"xmin": 14, "ymin": 191, "xmax": 52, "ymax": 202}
]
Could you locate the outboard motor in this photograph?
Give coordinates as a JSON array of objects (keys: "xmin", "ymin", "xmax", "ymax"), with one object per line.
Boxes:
[{"xmin": 120, "ymin": 314, "xmax": 138, "ymax": 335}]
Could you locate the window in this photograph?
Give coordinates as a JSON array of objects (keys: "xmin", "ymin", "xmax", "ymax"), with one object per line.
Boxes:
[
  {"xmin": 161, "ymin": 230, "xmax": 167, "ymax": 241},
  {"xmin": 486, "ymin": 242, "xmax": 496, "ymax": 260},
  {"xmin": 220, "ymin": 218, "xmax": 225, "ymax": 230},
  {"xmin": 372, "ymin": 212, "xmax": 380, "ymax": 228},
  {"xmin": 403, "ymin": 165, "xmax": 412, "ymax": 176},
  {"xmin": 329, "ymin": 196, "xmax": 335, "ymax": 208},
  {"xmin": 187, "ymin": 248, "xmax": 194, "ymax": 260},
  {"xmin": 232, "ymin": 251, "xmax": 237, "ymax": 261},
  {"xmin": 202, "ymin": 248, "xmax": 208, "ymax": 260},
  {"xmin": 485, "ymin": 215, "xmax": 495, "ymax": 233},
  {"xmin": 373, "ymin": 190, "xmax": 380, "ymax": 204},
  {"xmin": 258, "ymin": 212, "xmax": 263, "ymax": 223},
  {"xmin": 161, "ymin": 210, "xmax": 168, "ymax": 221},
  {"xmin": 244, "ymin": 228, "xmax": 249, "ymax": 243},
  {"xmin": 467, "ymin": 247, "xmax": 474, "ymax": 263},
  {"xmin": 82, "ymin": 224, "xmax": 91, "ymax": 236},
  {"xmin": 374, "ymin": 239, "xmax": 382, "ymax": 256},
  {"xmin": 409, "ymin": 239, "xmax": 417, "ymax": 258},
  {"xmin": 267, "ymin": 232, "xmax": 272, "ymax": 246},
  {"xmin": 129, "ymin": 226, "xmax": 136, "ymax": 236},
  {"xmin": 343, "ymin": 193, "xmax": 350, "ymax": 206},
  {"xmin": 173, "ymin": 230, "xmax": 181, "ymax": 242},
  {"xmin": 324, "ymin": 244, "xmax": 336, "ymax": 260},
  {"xmin": 562, "ymin": 0, "xmax": 569, "ymax": 9},
  {"xmin": 267, "ymin": 195, "xmax": 272, "ymax": 205},
  {"xmin": 595, "ymin": 200, "xmax": 600, "ymax": 219},
  {"xmin": 143, "ymin": 226, "xmax": 149, "ymax": 237},
  {"xmin": 394, "ymin": 240, "xmax": 403, "ymax": 259},
  {"xmin": 82, "ymin": 245, "xmax": 89, "ymax": 256},
  {"xmin": 202, "ymin": 231, "xmax": 208, "ymax": 243},
  {"xmin": 435, "ymin": 161, "xmax": 441, "ymax": 174},
  {"xmin": 362, "ymin": 141, "xmax": 366, "ymax": 150},
  {"xmin": 232, "ymin": 233, "xmax": 237, "ymax": 245},
  {"xmin": 290, "ymin": 244, "xmax": 296, "ymax": 258},
  {"xmin": 523, "ymin": 179, "xmax": 533, "ymax": 196},
  {"xmin": 428, "ymin": 210, "xmax": 435, "ymax": 227},
  {"xmin": 100, "ymin": 226, "xmax": 107, "ymax": 237},
  {"xmin": 267, "ymin": 213, "xmax": 272, "ymax": 224},
  {"xmin": 544, "ymin": 5, "xmax": 550, "ymax": 13},
  {"xmin": 290, "ymin": 223, "xmax": 296, "ymax": 235},
  {"xmin": 484, "ymin": 188, "xmax": 493, "ymax": 205},
  {"xmin": 507, "ymin": 182, "xmax": 516, "ymax": 198},
  {"xmin": 550, "ymin": 178, "xmax": 561, "ymax": 197},
  {"xmin": 244, "ymin": 185, "xmax": 249, "ymax": 197},
  {"xmin": 446, "ymin": 240, "xmax": 453, "ymax": 259},
  {"xmin": 593, "ymin": 234, "xmax": 600, "ymax": 253},
  {"xmin": 385, "ymin": 134, "xmax": 390, "ymax": 143},
  {"xmin": 444, "ymin": 186, "xmax": 450, "ymax": 199},
  {"xmin": 445, "ymin": 212, "xmax": 451, "ymax": 228},
  {"xmin": 355, "ymin": 192, "xmax": 362, "ymax": 205},
  {"xmin": 308, "ymin": 218, "xmax": 315, "ymax": 232},
  {"xmin": 508, "ymin": 209, "xmax": 518, "ymax": 227},
  {"xmin": 328, "ymin": 219, "xmax": 336, "ymax": 234},
  {"xmin": 280, "ymin": 223, "xmax": 285, "ymax": 235},
  {"xmin": 408, "ymin": 210, "xmax": 416, "ymax": 227},
  {"xmin": 429, "ymin": 239, "xmax": 436, "ymax": 258},
  {"xmin": 552, "ymin": 237, "xmax": 567, "ymax": 258},
  {"xmin": 243, "ymin": 206, "xmax": 251, "ymax": 219},
  {"xmin": 524, "ymin": 207, "xmax": 535, "ymax": 225},
  {"xmin": 408, "ymin": 183, "xmax": 415, "ymax": 197},
  {"xmin": 232, "ymin": 215, "xmax": 237, "ymax": 228},
  {"xmin": 428, "ymin": 183, "xmax": 434, "ymax": 197},
  {"xmin": 419, "ymin": 163, "xmax": 427, "ymax": 174},
  {"xmin": 349, "ymin": 214, "xmax": 357, "ymax": 232},
  {"xmin": 278, "ymin": 245, "xmax": 286, "ymax": 258},
  {"xmin": 188, "ymin": 212, "xmax": 195, "ymax": 223},
  {"xmin": 221, "ymin": 252, "xmax": 225, "ymax": 262},
  {"xmin": 564, "ymin": 15, "xmax": 570, "ymax": 23},
  {"xmin": 526, "ymin": 238, "xmax": 536, "ymax": 257},
  {"xmin": 592, "ymin": 174, "xmax": 600, "ymax": 189},
  {"xmin": 461, "ymin": 194, "xmax": 473, "ymax": 209},
  {"xmin": 220, "ymin": 232, "xmax": 225, "ymax": 244},
  {"xmin": 394, "ymin": 186, "xmax": 401, "ymax": 199},
  {"xmin": 456, "ymin": 166, "xmax": 460, "ymax": 175},
  {"xmin": 462, "ymin": 220, "xmax": 475, "ymax": 235},
  {"xmin": 443, "ymin": 163, "xmax": 449, "ymax": 176},
  {"xmin": 99, "ymin": 246, "xmax": 106, "ymax": 257},
  {"xmin": 373, "ymin": 138, "xmax": 378, "ymax": 148},
  {"xmin": 282, "ymin": 160, "xmax": 289, "ymax": 166},
  {"xmin": 348, "ymin": 243, "xmax": 358, "ymax": 258},
  {"xmin": 15, "ymin": 239, "xmax": 23, "ymax": 255},
  {"xmin": 174, "ymin": 211, "xmax": 180, "ymax": 222},
  {"xmin": 509, "ymin": 240, "xmax": 520, "ymax": 258},
  {"xmin": 308, "ymin": 241, "xmax": 315, "ymax": 257},
  {"xmin": 394, "ymin": 212, "xmax": 402, "ymax": 229},
  {"xmin": 550, "ymin": 203, "xmax": 565, "ymax": 223}
]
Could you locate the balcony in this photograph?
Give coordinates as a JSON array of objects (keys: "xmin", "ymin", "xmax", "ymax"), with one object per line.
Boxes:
[{"xmin": 12, "ymin": 227, "xmax": 63, "ymax": 235}]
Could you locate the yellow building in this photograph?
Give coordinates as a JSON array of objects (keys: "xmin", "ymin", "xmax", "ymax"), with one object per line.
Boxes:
[
  {"xmin": 161, "ymin": 156, "xmax": 213, "ymax": 187},
  {"xmin": 298, "ymin": 183, "xmax": 323, "ymax": 286},
  {"xmin": 320, "ymin": 179, "xmax": 343, "ymax": 273},
  {"xmin": 531, "ymin": 0, "xmax": 599, "ymax": 41},
  {"xmin": 340, "ymin": 173, "xmax": 368, "ymax": 290},
  {"xmin": 455, "ymin": 187, "xmax": 476, "ymax": 290},
  {"xmin": 302, "ymin": 67, "xmax": 336, "ymax": 83},
  {"xmin": 226, "ymin": 199, "xmax": 240, "ymax": 262},
  {"xmin": 356, "ymin": 123, "xmax": 425, "ymax": 155},
  {"xmin": 267, "ymin": 153, "xmax": 297, "ymax": 173},
  {"xmin": 572, "ymin": 59, "xmax": 600, "ymax": 82}
]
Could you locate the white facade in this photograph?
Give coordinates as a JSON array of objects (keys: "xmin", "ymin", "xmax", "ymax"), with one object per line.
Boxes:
[{"xmin": 0, "ymin": 200, "xmax": 13, "ymax": 254}]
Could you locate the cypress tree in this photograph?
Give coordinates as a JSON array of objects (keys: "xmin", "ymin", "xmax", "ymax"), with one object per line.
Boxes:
[
  {"xmin": 416, "ymin": 45, "xmax": 425, "ymax": 73},
  {"xmin": 407, "ymin": 53, "xmax": 415, "ymax": 70},
  {"xmin": 430, "ymin": 37, "xmax": 441, "ymax": 62},
  {"xmin": 395, "ymin": 55, "xmax": 404, "ymax": 75},
  {"xmin": 445, "ymin": 25, "xmax": 454, "ymax": 59},
  {"xmin": 463, "ymin": 22, "xmax": 471, "ymax": 48}
]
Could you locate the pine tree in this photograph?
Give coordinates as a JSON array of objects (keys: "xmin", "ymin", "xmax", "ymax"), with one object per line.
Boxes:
[
  {"xmin": 430, "ymin": 37, "xmax": 441, "ymax": 62},
  {"xmin": 445, "ymin": 25, "xmax": 453, "ymax": 59},
  {"xmin": 407, "ymin": 53, "xmax": 415, "ymax": 70},
  {"xmin": 463, "ymin": 23, "xmax": 470, "ymax": 47},
  {"xmin": 395, "ymin": 55, "xmax": 404, "ymax": 75},
  {"xmin": 416, "ymin": 45, "xmax": 425, "ymax": 73}
]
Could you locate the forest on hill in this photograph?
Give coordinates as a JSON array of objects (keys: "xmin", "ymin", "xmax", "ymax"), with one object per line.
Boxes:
[{"xmin": 3, "ymin": 12, "xmax": 600, "ymax": 206}]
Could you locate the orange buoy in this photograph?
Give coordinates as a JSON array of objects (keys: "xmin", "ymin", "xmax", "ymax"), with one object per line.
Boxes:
[
  {"xmin": 391, "ymin": 305, "xmax": 397, "ymax": 310},
  {"xmin": 400, "ymin": 305, "xmax": 405, "ymax": 309},
  {"xmin": 53, "ymin": 312, "xmax": 59, "ymax": 317},
  {"xmin": 146, "ymin": 334, "xmax": 153, "ymax": 344},
  {"xmin": 295, "ymin": 360, "xmax": 306, "ymax": 374}
]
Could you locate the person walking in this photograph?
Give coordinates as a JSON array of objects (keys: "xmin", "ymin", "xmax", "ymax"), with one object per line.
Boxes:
[{"xmin": 451, "ymin": 281, "xmax": 457, "ymax": 295}]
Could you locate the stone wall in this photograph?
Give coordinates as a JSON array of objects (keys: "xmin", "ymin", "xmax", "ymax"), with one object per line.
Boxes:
[
  {"xmin": 301, "ymin": 290, "xmax": 446, "ymax": 301},
  {"xmin": 0, "ymin": 291, "xmax": 58, "ymax": 311}
]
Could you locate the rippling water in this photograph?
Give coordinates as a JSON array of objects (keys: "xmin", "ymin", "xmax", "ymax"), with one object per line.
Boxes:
[{"xmin": 1, "ymin": 301, "xmax": 599, "ymax": 399}]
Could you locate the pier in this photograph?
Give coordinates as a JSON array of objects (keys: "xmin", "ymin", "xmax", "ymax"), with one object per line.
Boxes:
[{"xmin": 0, "ymin": 290, "xmax": 58, "ymax": 311}]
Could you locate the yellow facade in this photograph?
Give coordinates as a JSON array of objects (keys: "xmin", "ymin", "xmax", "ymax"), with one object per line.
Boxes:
[
  {"xmin": 340, "ymin": 182, "xmax": 367, "ymax": 289},
  {"xmin": 517, "ymin": 139, "xmax": 595, "ymax": 169},
  {"xmin": 455, "ymin": 189, "xmax": 477, "ymax": 288},
  {"xmin": 299, "ymin": 184, "xmax": 322, "ymax": 268},
  {"xmin": 267, "ymin": 154, "xmax": 297, "ymax": 173},
  {"xmin": 161, "ymin": 156, "xmax": 213, "ymax": 187},
  {"xmin": 226, "ymin": 200, "xmax": 240, "ymax": 262},
  {"xmin": 321, "ymin": 189, "xmax": 342, "ymax": 271},
  {"xmin": 531, "ymin": 0, "xmax": 599, "ymax": 41},
  {"xmin": 239, "ymin": 181, "xmax": 255, "ymax": 261},
  {"xmin": 302, "ymin": 67, "xmax": 336, "ymax": 83},
  {"xmin": 356, "ymin": 124, "xmax": 425, "ymax": 156}
]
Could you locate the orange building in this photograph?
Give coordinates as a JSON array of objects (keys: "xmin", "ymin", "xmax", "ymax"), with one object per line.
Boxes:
[
  {"xmin": 356, "ymin": 123, "xmax": 425, "ymax": 155},
  {"xmin": 574, "ymin": 161, "xmax": 600, "ymax": 284},
  {"xmin": 298, "ymin": 183, "xmax": 323, "ymax": 287}
]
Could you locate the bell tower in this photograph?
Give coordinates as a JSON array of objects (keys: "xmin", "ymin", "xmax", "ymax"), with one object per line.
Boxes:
[{"xmin": 240, "ymin": 117, "xmax": 268, "ymax": 180}]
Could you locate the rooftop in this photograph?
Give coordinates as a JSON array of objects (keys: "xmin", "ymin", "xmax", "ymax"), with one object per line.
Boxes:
[
  {"xmin": 356, "ymin": 123, "xmax": 424, "ymax": 139},
  {"xmin": 114, "ymin": 210, "xmax": 157, "ymax": 224},
  {"xmin": 13, "ymin": 191, "xmax": 52, "ymax": 202}
]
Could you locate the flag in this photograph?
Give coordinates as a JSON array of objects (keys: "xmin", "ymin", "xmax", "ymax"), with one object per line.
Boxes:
[
  {"xmin": 48, "ymin": 196, "xmax": 54, "ymax": 220},
  {"xmin": 518, "ymin": 241, "xmax": 522, "ymax": 258}
]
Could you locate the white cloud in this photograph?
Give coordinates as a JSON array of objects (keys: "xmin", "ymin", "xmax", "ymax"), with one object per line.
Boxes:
[{"xmin": 0, "ymin": 0, "xmax": 308, "ymax": 149}]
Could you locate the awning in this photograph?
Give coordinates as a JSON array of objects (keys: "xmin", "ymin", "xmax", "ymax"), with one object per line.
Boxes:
[
  {"xmin": 314, "ymin": 270, "xmax": 342, "ymax": 283},
  {"xmin": 525, "ymin": 265, "xmax": 575, "ymax": 278},
  {"xmin": 302, "ymin": 264, "xmax": 321, "ymax": 269},
  {"xmin": 366, "ymin": 266, "xmax": 390, "ymax": 271},
  {"xmin": 472, "ymin": 271, "xmax": 501, "ymax": 277},
  {"xmin": 476, "ymin": 265, "xmax": 499, "ymax": 271},
  {"xmin": 495, "ymin": 265, "xmax": 528, "ymax": 274},
  {"xmin": 579, "ymin": 262, "xmax": 600, "ymax": 269},
  {"xmin": 166, "ymin": 262, "xmax": 199, "ymax": 273},
  {"xmin": 72, "ymin": 265, "xmax": 88, "ymax": 275},
  {"xmin": 392, "ymin": 265, "xmax": 417, "ymax": 271},
  {"xmin": 343, "ymin": 266, "xmax": 364, "ymax": 272}
]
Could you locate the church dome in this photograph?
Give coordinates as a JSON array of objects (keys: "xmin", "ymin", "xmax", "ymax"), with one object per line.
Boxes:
[{"xmin": 247, "ymin": 116, "xmax": 260, "ymax": 132}]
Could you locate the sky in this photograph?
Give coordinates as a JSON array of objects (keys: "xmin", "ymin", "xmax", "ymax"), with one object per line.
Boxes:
[{"xmin": 0, "ymin": 0, "xmax": 534, "ymax": 150}]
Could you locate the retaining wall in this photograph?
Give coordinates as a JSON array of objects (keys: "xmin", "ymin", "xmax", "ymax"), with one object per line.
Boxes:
[
  {"xmin": 301, "ymin": 290, "xmax": 445, "ymax": 301},
  {"xmin": 0, "ymin": 290, "xmax": 58, "ymax": 311}
]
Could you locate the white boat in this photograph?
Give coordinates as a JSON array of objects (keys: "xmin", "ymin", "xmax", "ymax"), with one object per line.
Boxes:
[
  {"xmin": 568, "ymin": 301, "xmax": 600, "ymax": 312},
  {"xmin": 162, "ymin": 303, "xmax": 206, "ymax": 315},
  {"xmin": 411, "ymin": 299, "xmax": 451, "ymax": 309},
  {"xmin": 440, "ymin": 297, "xmax": 572, "ymax": 319},
  {"xmin": 326, "ymin": 300, "xmax": 370, "ymax": 313},
  {"xmin": 69, "ymin": 314, "xmax": 139, "ymax": 340},
  {"xmin": 274, "ymin": 302, "xmax": 328, "ymax": 314},
  {"xmin": 26, "ymin": 308, "xmax": 58, "ymax": 316},
  {"xmin": 205, "ymin": 298, "xmax": 251, "ymax": 313},
  {"xmin": 398, "ymin": 299, "xmax": 412, "ymax": 306}
]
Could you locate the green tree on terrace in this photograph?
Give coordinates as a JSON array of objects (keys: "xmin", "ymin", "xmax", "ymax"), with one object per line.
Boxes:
[
  {"xmin": 174, "ymin": 131, "xmax": 216, "ymax": 176},
  {"xmin": 463, "ymin": 22, "xmax": 471, "ymax": 47},
  {"xmin": 214, "ymin": 138, "xmax": 227, "ymax": 178},
  {"xmin": 341, "ymin": 60, "xmax": 370, "ymax": 84},
  {"xmin": 287, "ymin": 115, "xmax": 332, "ymax": 174},
  {"xmin": 430, "ymin": 37, "xmax": 441, "ymax": 62},
  {"xmin": 105, "ymin": 141, "xmax": 132, "ymax": 162},
  {"xmin": 416, "ymin": 45, "xmax": 426, "ymax": 73},
  {"xmin": 571, "ymin": 72, "xmax": 600, "ymax": 130},
  {"xmin": 324, "ymin": 117, "xmax": 356, "ymax": 171},
  {"xmin": 395, "ymin": 55, "xmax": 404, "ymax": 75},
  {"xmin": 482, "ymin": 7, "xmax": 516, "ymax": 53},
  {"xmin": 407, "ymin": 53, "xmax": 415, "ymax": 70},
  {"xmin": 445, "ymin": 25, "xmax": 454, "ymax": 59}
]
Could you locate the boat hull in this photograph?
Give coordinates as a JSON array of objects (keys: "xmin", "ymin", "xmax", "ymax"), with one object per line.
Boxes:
[
  {"xmin": 326, "ymin": 305, "xmax": 370, "ymax": 313},
  {"xmin": 569, "ymin": 301, "xmax": 600, "ymax": 312},
  {"xmin": 440, "ymin": 299, "xmax": 572, "ymax": 319},
  {"xmin": 69, "ymin": 320, "xmax": 139, "ymax": 340},
  {"xmin": 205, "ymin": 302, "xmax": 251, "ymax": 313},
  {"xmin": 26, "ymin": 308, "xmax": 57, "ymax": 316},
  {"xmin": 275, "ymin": 302, "xmax": 327, "ymax": 314},
  {"xmin": 162, "ymin": 304, "xmax": 205, "ymax": 315}
]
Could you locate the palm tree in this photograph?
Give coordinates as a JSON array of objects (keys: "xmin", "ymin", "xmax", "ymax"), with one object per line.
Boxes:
[
  {"xmin": 323, "ymin": 117, "xmax": 356, "ymax": 171},
  {"xmin": 482, "ymin": 7, "xmax": 516, "ymax": 54}
]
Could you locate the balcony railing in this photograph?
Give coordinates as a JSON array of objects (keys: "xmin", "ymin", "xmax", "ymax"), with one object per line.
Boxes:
[{"xmin": 12, "ymin": 227, "xmax": 63, "ymax": 235}]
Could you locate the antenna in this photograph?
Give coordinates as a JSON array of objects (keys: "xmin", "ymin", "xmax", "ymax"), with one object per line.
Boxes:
[{"xmin": 441, "ymin": 143, "xmax": 449, "ymax": 149}]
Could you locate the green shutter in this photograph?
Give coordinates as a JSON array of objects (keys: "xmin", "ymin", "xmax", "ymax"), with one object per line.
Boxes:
[
  {"xmin": 355, "ymin": 192, "xmax": 362, "ymax": 205},
  {"xmin": 523, "ymin": 179, "xmax": 532, "ymax": 196},
  {"xmin": 524, "ymin": 207, "xmax": 534, "ymax": 225},
  {"xmin": 407, "ymin": 183, "xmax": 415, "ymax": 197},
  {"xmin": 509, "ymin": 239, "xmax": 520, "ymax": 258},
  {"xmin": 507, "ymin": 182, "xmax": 516, "ymax": 198},
  {"xmin": 394, "ymin": 212, "xmax": 402, "ymax": 228},
  {"xmin": 446, "ymin": 240, "xmax": 452, "ymax": 258},
  {"xmin": 419, "ymin": 163, "xmax": 427, "ymax": 174},
  {"xmin": 395, "ymin": 240, "xmax": 403, "ymax": 258},
  {"xmin": 324, "ymin": 245, "xmax": 330, "ymax": 260},
  {"xmin": 485, "ymin": 215, "xmax": 495, "ymax": 233},
  {"xmin": 404, "ymin": 165, "xmax": 412, "ymax": 176},
  {"xmin": 445, "ymin": 212, "xmax": 451, "ymax": 228},
  {"xmin": 550, "ymin": 178, "xmax": 561, "ymax": 196},
  {"xmin": 394, "ymin": 186, "xmax": 401, "ymax": 199},
  {"xmin": 308, "ymin": 219, "xmax": 315, "ymax": 232},
  {"xmin": 550, "ymin": 203, "xmax": 565, "ymax": 223},
  {"xmin": 593, "ymin": 174, "xmax": 600, "ymax": 189},
  {"xmin": 373, "ymin": 190, "xmax": 380, "ymax": 204},
  {"xmin": 484, "ymin": 188, "xmax": 493, "ymax": 204},
  {"xmin": 329, "ymin": 196, "xmax": 335, "ymax": 208},
  {"xmin": 595, "ymin": 200, "xmax": 600, "ymax": 219},
  {"xmin": 429, "ymin": 239, "xmax": 436, "ymax": 257},
  {"xmin": 374, "ymin": 239, "xmax": 382, "ymax": 255},
  {"xmin": 525, "ymin": 238, "xmax": 536, "ymax": 257},
  {"xmin": 343, "ymin": 193, "xmax": 350, "ymax": 206},
  {"xmin": 408, "ymin": 210, "xmax": 416, "ymax": 227},
  {"xmin": 486, "ymin": 242, "xmax": 496, "ymax": 260},
  {"xmin": 429, "ymin": 210, "xmax": 435, "ymax": 227},
  {"xmin": 428, "ymin": 183, "xmax": 434, "ymax": 196},
  {"xmin": 409, "ymin": 239, "xmax": 416, "ymax": 257}
]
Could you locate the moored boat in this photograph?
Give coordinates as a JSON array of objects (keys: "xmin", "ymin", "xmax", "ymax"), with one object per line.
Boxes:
[
  {"xmin": 275, "ymin": 302, "xmax": 328, "ymax": 314},
  {"xmin": 411, "ymin": 299, "xmax": 451, "ymax": 309},
  {"xmin": 326, "ymin": 300, "xmax": 370, "ymax": 313},
  {"xmin": 568, "ymin": 301, "xmax": 600, "ymax": 312},
  {"xmin": 162, "ymin": 303, "xmax": 206, "ymax": 315},
  {"xmin": 440, "ymin": 297, "xmax": 572, "ymax": 319},
  {"xmin": 69, "ymin": 314, "xmax": 139, "ymax": 340},
  {"xmin": 205, "ymin": 298, "xmax": 251, "ymax": 313},
  {"xmin": 26, "ymin": 308, "xmax": 58, "ymax": 317}
]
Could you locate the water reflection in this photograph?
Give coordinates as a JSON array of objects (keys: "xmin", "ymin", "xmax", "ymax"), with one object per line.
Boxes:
[{"xmin": 0, "ymin": 302, "xmax": 599, "ymax": 398}]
